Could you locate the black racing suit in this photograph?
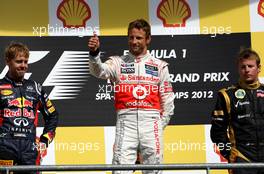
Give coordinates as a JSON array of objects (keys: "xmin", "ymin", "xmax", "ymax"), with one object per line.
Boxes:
[
  {"xmin": 211, "ymin": 81, "xmax": 264, "ymax": 174},
  {"xmin": 0, "ymin": 75, "xmax": 58, "ymax": 173}
]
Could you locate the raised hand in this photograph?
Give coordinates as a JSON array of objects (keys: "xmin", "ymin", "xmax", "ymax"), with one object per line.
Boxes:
[{"xmin": 88, "ymin": 32, "xmax": 100, "ymax": 52}]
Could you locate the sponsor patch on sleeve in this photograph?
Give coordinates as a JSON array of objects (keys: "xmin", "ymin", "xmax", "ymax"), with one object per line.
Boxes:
[
  {"xmin": 48, "ymin": 106, "xmax": 55, "ymax": 113},
  {"xmin": 46, "ymin": 99, "xmax": 53, "ymax": 107},
  {"xmin": 164, "ymin": 87, "xmax": 173, "ymax": 92},
  {"xmin": 163, "ymin": 81, "xmax": 173, "ymax": 92}
]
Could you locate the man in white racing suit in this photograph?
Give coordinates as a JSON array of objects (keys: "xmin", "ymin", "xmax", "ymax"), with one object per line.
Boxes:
[{"xmin": 88, "ymin": 19, "xmax": 175, "ymax": 174}]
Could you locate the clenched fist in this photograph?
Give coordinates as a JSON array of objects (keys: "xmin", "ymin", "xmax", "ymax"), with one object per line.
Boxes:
[{"xmin": 88, "ymin": 33, "xmax": 100, "ymax": 52}]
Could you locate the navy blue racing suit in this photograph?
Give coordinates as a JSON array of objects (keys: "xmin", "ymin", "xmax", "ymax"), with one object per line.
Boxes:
[{"xmin": 0, "ymin": 75, "xmax": 58, "ymax": 173}]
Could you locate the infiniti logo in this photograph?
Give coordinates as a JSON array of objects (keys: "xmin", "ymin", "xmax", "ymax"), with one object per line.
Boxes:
[{"xmin": 14, "ymin": 118, "xmax": 29, "ymax": 126}]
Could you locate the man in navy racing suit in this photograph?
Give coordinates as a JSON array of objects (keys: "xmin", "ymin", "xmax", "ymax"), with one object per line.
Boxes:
[{"xmin": 0, "ymin": 42, "xmax": 58, "ymax": 173}]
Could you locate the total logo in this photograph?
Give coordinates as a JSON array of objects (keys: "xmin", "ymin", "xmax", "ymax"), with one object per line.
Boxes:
[{"xmin": 132, "ymin": 85, "xmax": 148, "ymax": 99}]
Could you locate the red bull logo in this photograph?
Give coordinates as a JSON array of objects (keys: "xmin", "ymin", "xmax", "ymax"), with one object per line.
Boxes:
[
  {"xmin": 4, "ymin": 108, "xmax": 34, "ymax": 119},
  {"xmin": 8, "ymin": 98, "xmax": 20, "ymax": 107},
  {"xmin": 8, "ymin": 97, "xmax": 33, "ymax": 108},
  {"xmin": 23, "ymin": 99, "xmax": 33, "ymax": 108}
]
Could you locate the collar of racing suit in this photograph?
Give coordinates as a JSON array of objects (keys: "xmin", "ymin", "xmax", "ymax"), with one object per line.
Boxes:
[
  {"xmin": 4, "ymin": 74, "xmax": 24, "ymax": 87},
  {"xmin": 238, "ymin": 79, "xmax": 261, "ymax": 89},
  {"xmin": 128, "ymin": 52, "xmax": 150, "ymax": 63}
]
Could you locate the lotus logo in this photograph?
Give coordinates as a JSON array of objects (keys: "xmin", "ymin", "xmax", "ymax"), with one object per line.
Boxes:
[
  {"xmin": 157, "ymin": 0, "xmax": 191, "ymax": 27},
  {"xmin": 57, "ymin": 0, "xmax": 91, "ymax": 28},
  {"xmin": 14, "ymin": 118, "xmax": 29, "ymax": 126}
]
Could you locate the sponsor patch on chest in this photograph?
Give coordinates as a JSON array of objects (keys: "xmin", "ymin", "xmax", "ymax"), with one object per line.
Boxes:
[
  {"xmin": 257, "ymin": 89, "xmax": 264, "ymax": 97},
  {"xmin": 121, "ymin": 68, "xmax": 135, "ymax": 74},
  {"xmin": 121, "ymin": 63, "xmax": 135, "ymax": 74},
  {"xmin": 0, "ymin": 89, "xmax": 13, "ymax": 96},
  {"xmin": 145, "ymin": 64, "xmax": 158, "ymax": 76},
  {"xmin": 0, "ymin": 84, "xmax": 12, "ymax": 89}
]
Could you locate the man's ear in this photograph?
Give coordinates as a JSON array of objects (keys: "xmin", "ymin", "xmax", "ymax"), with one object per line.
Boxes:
[
  {"xmin": 5, "ymin": 57, "xmax": 9, "ymax": 64},
  {"xmin": 258, "ymin": 64, "xmax": 261, "ymax": 73},
  {"xmin": 147, "ymin": 36, "xmax": 151, "ymax": 45}
]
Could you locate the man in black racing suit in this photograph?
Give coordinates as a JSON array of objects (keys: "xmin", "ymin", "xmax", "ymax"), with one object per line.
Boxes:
[
  {"xmin": 211, "ymin": 48, "xmax": 264, "ymax": 174},
  {"xmin": 0, "ymin": 42, "xmax": 58, "ymax": 173}
]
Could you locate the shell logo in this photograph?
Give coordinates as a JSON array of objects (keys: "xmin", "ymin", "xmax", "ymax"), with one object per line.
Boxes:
[
  {"xmin": 157, "ymin": 0, "xmax": 191, "ymax": 27},
  {"xmin": 258, "ymin": 0, "xmax": 264, "ymax": 17},
  {"xmin": 57, "ymin": 0, "xmax": 91, "ymax": 28}
]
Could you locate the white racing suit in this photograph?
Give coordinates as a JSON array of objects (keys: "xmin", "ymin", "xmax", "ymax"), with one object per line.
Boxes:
[{"xmin": 89, "ymin": 52, "xmax": 175, "ymax": 174}]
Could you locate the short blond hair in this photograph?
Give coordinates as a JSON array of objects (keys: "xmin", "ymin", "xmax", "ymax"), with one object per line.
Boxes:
[{"xmin": 5, "ymin": 41, "xmax": 29, "ymax": 61}]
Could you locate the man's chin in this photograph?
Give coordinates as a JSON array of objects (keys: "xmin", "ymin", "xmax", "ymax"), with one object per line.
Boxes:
[
  {"xmin": 244, "ymin": 79, "xmax": 255, "ymax": 84},
  {"xmin": 17, "ymin": 73, "xmax": 26, "ymax": 79},
  {"xmin": 130, "ymin": 48, "xmax": 142, "ymax": 55}
]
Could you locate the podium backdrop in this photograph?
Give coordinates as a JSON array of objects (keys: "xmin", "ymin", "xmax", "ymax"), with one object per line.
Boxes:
[{"xmin": 0, "ymin": 1, "xmax": 264, "ymax": 173}]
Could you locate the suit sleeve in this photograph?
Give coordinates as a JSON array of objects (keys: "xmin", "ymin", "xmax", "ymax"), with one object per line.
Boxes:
[
  {"xmin": 89, "ymin": 53, "xmax": 118, "ymax": 82},
  {"xmin": 37, "ymin": 83, "xmax": 59, "ymax": 146},
  {"xmin": 210, "ymin": 89, "xmax": 231, "ymax": 160},
  {"xmin": 159, "ymin": 64, "xmax": 175, "ymax": 129}
]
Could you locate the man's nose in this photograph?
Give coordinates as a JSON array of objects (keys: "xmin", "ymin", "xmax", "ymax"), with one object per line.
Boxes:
[
  {"xmin": 21, "ymin": 62, "xmax": 28, "ymax": 68},
  {"xmin": 245, "ymin": 66, "xmax": 250, "ymax": 72},
  {"xmin": 131, "ymin": 38, "xmax": 138, "ymax": 44}
]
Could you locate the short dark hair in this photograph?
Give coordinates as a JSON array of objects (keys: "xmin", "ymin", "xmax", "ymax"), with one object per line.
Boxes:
[
  {"xmin": 128, "ymin": 19, "xmax": 151, "ymax": 37},
  {"xmin": 237, "ymin": 48, "xmax": 260, "ymax": 66},
  {"xmin": 5, "ymin": 41, "xmax": 29, "ymax": 61}
]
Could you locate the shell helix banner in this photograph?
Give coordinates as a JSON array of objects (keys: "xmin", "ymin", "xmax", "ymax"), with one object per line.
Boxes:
[{"xmin": 1, "ymin": 0, "xmax": 264, "ymax": 174}]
